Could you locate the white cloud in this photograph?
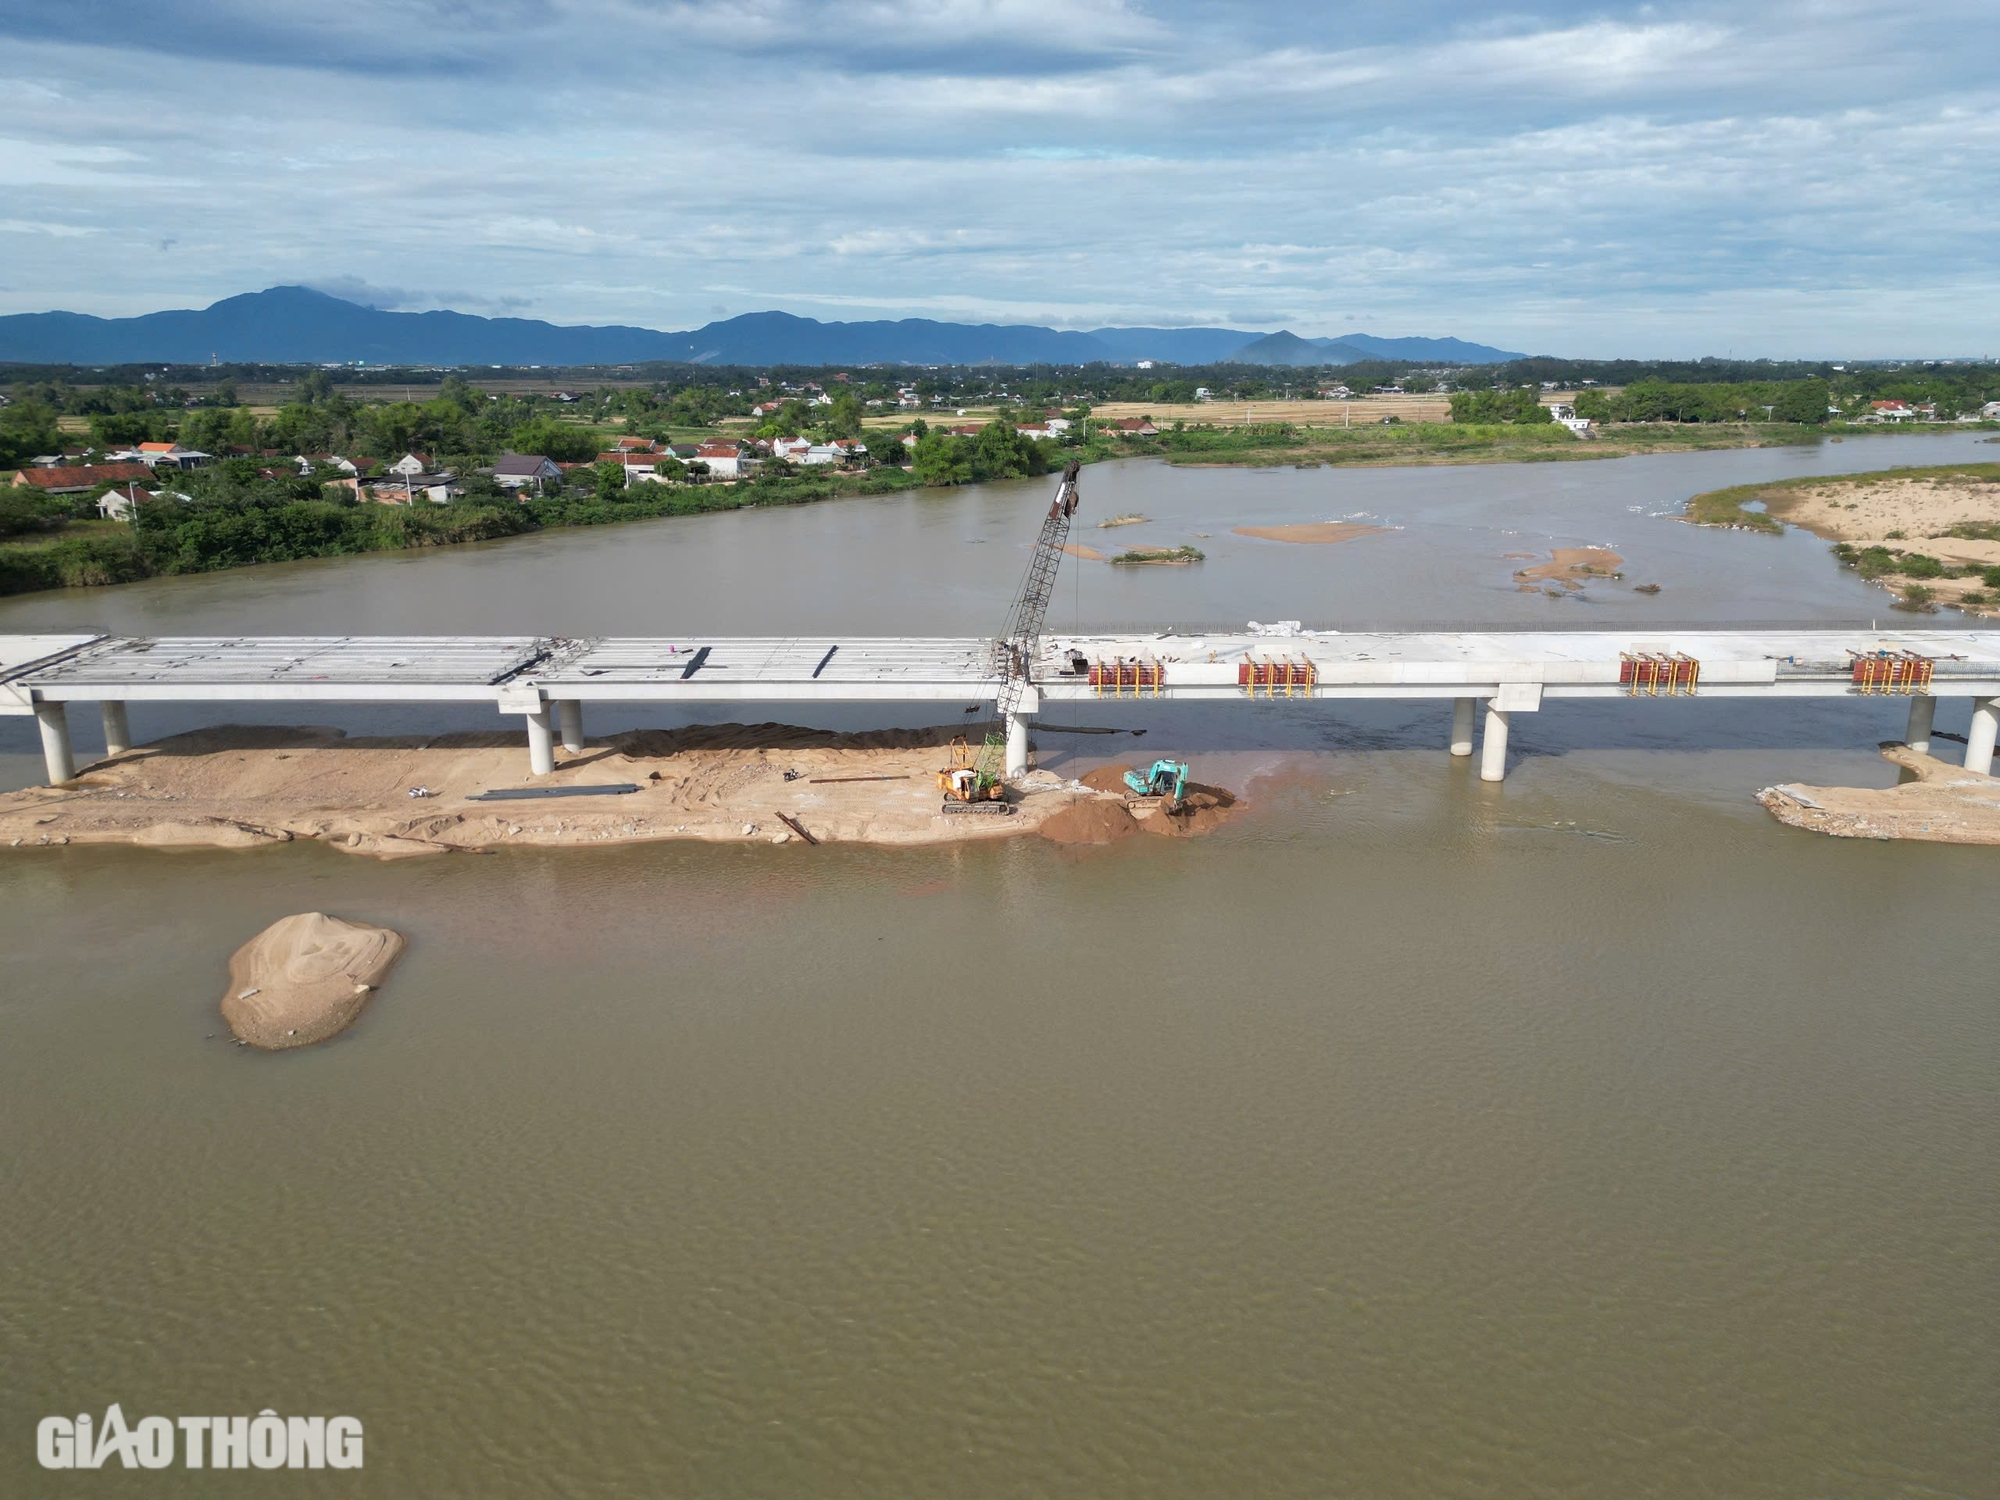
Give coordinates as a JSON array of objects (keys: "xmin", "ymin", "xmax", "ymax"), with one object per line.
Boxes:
[{"xmin": 0, "ymin": 3, "xmax": 1992, "ymax": 354}]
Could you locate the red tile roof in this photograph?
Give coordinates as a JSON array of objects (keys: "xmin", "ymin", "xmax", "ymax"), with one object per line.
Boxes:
[{"xmin": 10, "ymin": 462, "xmax": 153, "ymax": 490}]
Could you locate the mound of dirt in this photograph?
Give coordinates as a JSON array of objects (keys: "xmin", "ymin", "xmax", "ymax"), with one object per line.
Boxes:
[
  {"xmin": 1080, "ymin": 765, "xmax": 1136, "ymax": 792},
  {"xmin": 1037, "ymin": 797, "xmax": 1140, "ymax": 845},
  {"xmin": 221, "ymin": 912, "xmax": 406, "ymax": 1049},
  {"xmin": 1136, "ymin": 783, "xmax": 1236, "ymax": 838}
]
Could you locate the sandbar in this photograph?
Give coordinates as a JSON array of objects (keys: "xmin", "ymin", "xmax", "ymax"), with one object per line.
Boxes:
[
  {"xmin": 0, "ymin": 724, "xmax": 1228, "ymax": 858},
  {"xmin": 1513, "ymin": 546, "xmax": 1624, "ymax": 588},
  {"xmin": 1758, "ymin": 742, "xmax": 2000, "ymax": 844},
  {"xmin": 1232, "ymin": 522, "xmax": 1390, "ymax": 545}
]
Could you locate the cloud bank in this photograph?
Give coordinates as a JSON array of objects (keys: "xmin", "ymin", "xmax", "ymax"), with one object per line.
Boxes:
[{"xmin": 0, "ymin": 0, "xmax": 1993, "ymax": 356}]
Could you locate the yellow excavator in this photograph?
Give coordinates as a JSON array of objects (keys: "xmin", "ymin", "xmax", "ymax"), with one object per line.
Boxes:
[{"xmin": 936, "ymin": 736, "xmax": 1004, "ymax": 806}]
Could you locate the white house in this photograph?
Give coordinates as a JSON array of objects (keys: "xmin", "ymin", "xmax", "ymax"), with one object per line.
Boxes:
[
  {"xmin": 769, "ymin": 435, "xmax": 813, "ymax": 461},
  {"xmin": 96, "ymin": 481, "xmax": 154, "ymax": 520},
  {"xmin": 693, "ymin": 441, "xmax": 752, "ymax": 478},
  {"xmin": 388, "ymin": 453, "xmax": 431, "ymax": 476}
]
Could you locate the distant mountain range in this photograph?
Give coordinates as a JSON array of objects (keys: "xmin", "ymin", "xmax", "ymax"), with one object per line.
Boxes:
[{"xmin": 0, "ymin": 286, "xmax": 1527, "ymax": 368}]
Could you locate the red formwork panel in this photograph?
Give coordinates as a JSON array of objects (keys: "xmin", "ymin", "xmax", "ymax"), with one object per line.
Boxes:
[
  {"xmin": 1849, "ymin": 651, "xmax": 1935, "ymax": 694},
  {"xmin": 1619, "ymin": 652, "xmax": 1700, "ymax": 695},
  {"xmin": 1237, "ymin": 658, "xmax": 1317, "ymax": 696}
]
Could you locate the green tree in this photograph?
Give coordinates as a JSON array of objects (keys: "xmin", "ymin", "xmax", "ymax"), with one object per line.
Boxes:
[
  {"xmin": 1772, "ymin": 379, "xmax": 1830, "ymax": 425},
  {"xmin": 0, "ymin": 398, "xmax": 61, "ymax": 466}
]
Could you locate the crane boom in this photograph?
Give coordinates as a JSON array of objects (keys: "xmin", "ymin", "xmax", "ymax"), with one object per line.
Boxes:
[{"xmin": 977, "ymin": 459, "xmax": 1082, "ymax": 783}]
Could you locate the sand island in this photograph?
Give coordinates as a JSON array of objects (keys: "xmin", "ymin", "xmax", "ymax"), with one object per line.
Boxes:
[
  {"xmin": 1759, "ymin": 742, "xmax": 2000, "ymax": 844},
  {"xmin": 222, "ymin": 912, "xmax": 406, "ymax": 1048},
  {"xmin": 0, "ymin": 725, "xmax": 1233, "ymax": 857}
]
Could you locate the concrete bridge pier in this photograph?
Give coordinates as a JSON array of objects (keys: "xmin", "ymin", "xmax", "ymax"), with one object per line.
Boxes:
[
  {"xmin": 1479, "ymin": 704, "xmax": 1509, "ymax": 783},
  {"xmin": 525, "ymin": 706, "xmax": 556, "ymax": 776},
  {"xmin": 557, "ymin": 699, "xmax": 585, "ymax": 754},
  {"xmin": 1005, "ymin": 711, "xmax": 1031, "ymax": 779},
  {"xmin": 1450, "ymin": 697, "xmax": 1476, "ymax": 757},
  {"xmin": 35, "ymin": 701, "xmax": 74, "ymax": 785},
  {"xmin": 100, "ymin": 701, "xmax": 132, "ymax": 758},
  {"xmin": 1967, "ymin": 697, "xmax": 2000, "ymax": 776}
]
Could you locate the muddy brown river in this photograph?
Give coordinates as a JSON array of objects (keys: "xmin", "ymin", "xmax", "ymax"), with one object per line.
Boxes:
[{"xmin": 3, "ymin": 435, "xmax": 1996, "ymax": 1495}]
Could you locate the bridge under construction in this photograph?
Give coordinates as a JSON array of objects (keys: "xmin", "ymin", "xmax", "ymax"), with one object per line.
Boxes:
[{"xmin": 5, "ymin": 626, "xmax": 1997, "ymax": 787}]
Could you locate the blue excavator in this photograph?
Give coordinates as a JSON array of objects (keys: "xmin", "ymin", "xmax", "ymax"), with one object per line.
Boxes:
[{"xmin": 1123, "ymin": 759, "xmax": 1189, "ymax": 812}]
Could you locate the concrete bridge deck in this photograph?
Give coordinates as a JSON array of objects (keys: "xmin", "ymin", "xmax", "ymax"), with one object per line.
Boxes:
[{"xmin": 5, "ymin": 628, "xmax": 1998, "ymax": 785}]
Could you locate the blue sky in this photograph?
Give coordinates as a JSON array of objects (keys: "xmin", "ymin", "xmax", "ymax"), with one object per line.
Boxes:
[{"xmin": 0, "ymin": 0, "xmax": 1993, "ymax": 356}]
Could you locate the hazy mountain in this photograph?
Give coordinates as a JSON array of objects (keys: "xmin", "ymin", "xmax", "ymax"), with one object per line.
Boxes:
[
  {"xmin": 1084, "ymin": 327, "xmax": 1270, "ymax": 363},
  {"xmin": 676, "ymin": 311, "xmax": 1113, "ymax": 366},
  {"xmin": 1228, "ymin": 331, "xmax": 1380, "ymax": 367},
  {"xmin": 1331, "ymin": 333, "xmax": 1525, "ymax": 363},
  {"xmin": 1232, "ymin": 330, "xmax": 1523, "ymax": 366},
  {"xmin": 0, "ymin": 286, "xmax": 1525, "ymax": 368}
]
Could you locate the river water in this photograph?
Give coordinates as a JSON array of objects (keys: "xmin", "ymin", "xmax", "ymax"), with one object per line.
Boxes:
[{"xmin": 3, "ymin": 434, "xmax": 1996, "ymax": 1495}]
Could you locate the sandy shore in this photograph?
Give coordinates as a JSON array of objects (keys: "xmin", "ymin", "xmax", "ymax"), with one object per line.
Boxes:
[
  {"xmin": 1758, "ymin": 743, "xmax": 2000, "ymax": 844},
  {"xmin": 1232, "ymin": 522, "xmax": 1391, "ymax": 545},
  {"xmin": 1772, "ymin": 472, "xmax": 2000, "ymax": 614},
  {"xmin": 0, "ymin": 724, "xmax": 1231, "ymax": 858}
]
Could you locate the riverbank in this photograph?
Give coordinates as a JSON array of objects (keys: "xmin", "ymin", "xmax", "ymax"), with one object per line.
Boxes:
[
  {"xmin": 1684, "ymin": 462, "xmax": 2000, "ymax": 615},
  {"xmin": 9, "ymin": 422, "xmax": 1957, "ymax": 601},
  {"xmin": 1759, "ymin": 742, "xmax": 2000, "ymax": 843},
  {"xmin": 0, "ymin": 724, "xmax": 1225, "ymax": 856}
]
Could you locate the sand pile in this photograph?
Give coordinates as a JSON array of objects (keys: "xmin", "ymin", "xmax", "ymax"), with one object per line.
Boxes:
[
  {"xmin": 1059, "ymin": 764, "xmax": 1237, "ymax": 840},
  {"xmin": 1037, "ymin": 798, "xmax": 1140, "ymax": 845},
  {"xmin": 222, "ymin": 912, "xmax": 405, "ymax": 1049},
  {"xmin": 1758, "ymin": 743, "xmax": 2000, "ymax": 844}
]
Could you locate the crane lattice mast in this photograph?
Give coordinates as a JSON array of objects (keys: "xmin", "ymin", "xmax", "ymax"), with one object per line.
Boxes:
[{"xmin": 978, "ymin": 459, "xmax": 1082, "ymax": 781}]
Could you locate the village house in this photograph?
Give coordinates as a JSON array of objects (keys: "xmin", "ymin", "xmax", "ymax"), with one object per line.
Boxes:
[
  {"xmin": 491, "ymin": 454, "xmax": 563, "ymax": 493},
  {"xmin": 1108, "ymin": 418, "xmax": 1159, "ymax": 437},
  {"xmin": 136, "ymin": 441, "xmax": 211, "ymax": 470},
  {"xmin": 3, "ymin": 461, "xmax": 153, "ymax": 494},
  {"xmin": 388, "ymin": 453, "xmax": 432, "ymax": 476},
  {"xmin": 768, "ymin": 434, "xmax": 813, "ymax": 461},
  {"xmin": 96, "ymin": 480, "xmax": 157, "ymax": 520},
  {"xmin": 692, "ymin": 441, "xmax": 752, "ymax": 478}
]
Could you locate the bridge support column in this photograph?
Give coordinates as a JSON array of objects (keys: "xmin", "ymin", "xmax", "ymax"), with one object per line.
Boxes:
[
  {"xmin": 557, "ymin": 699, "xmax": 584, "ymax": 754},
  {"xmin": 1005, "ymin": 711, "xmax": 1031, "ymax": 779},
  {"xmin": 525, "ymin": 706, "xmax": 556, "ymax": 776},
  {"xmin": 100, "ymin": 701, "xmax": 132, "ymax": 758},
  {"xmin": 1479, "ymin": 703, "xmax": 1509, "ymax": 783},
  {"xmin": 1903, "ymin": 694, "xmax": 1935, "ymax": 755},
  {"xmin": 1966, "ymin": 697, "xmax": 2000, "ymax": 776},
  {"xmin": 36, "ymin": 701, "xmax": 74, "ymax": 785},
  {"xmin": 1450, "ymin": 697, "xmax": 1475, "ymax": 757}
]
